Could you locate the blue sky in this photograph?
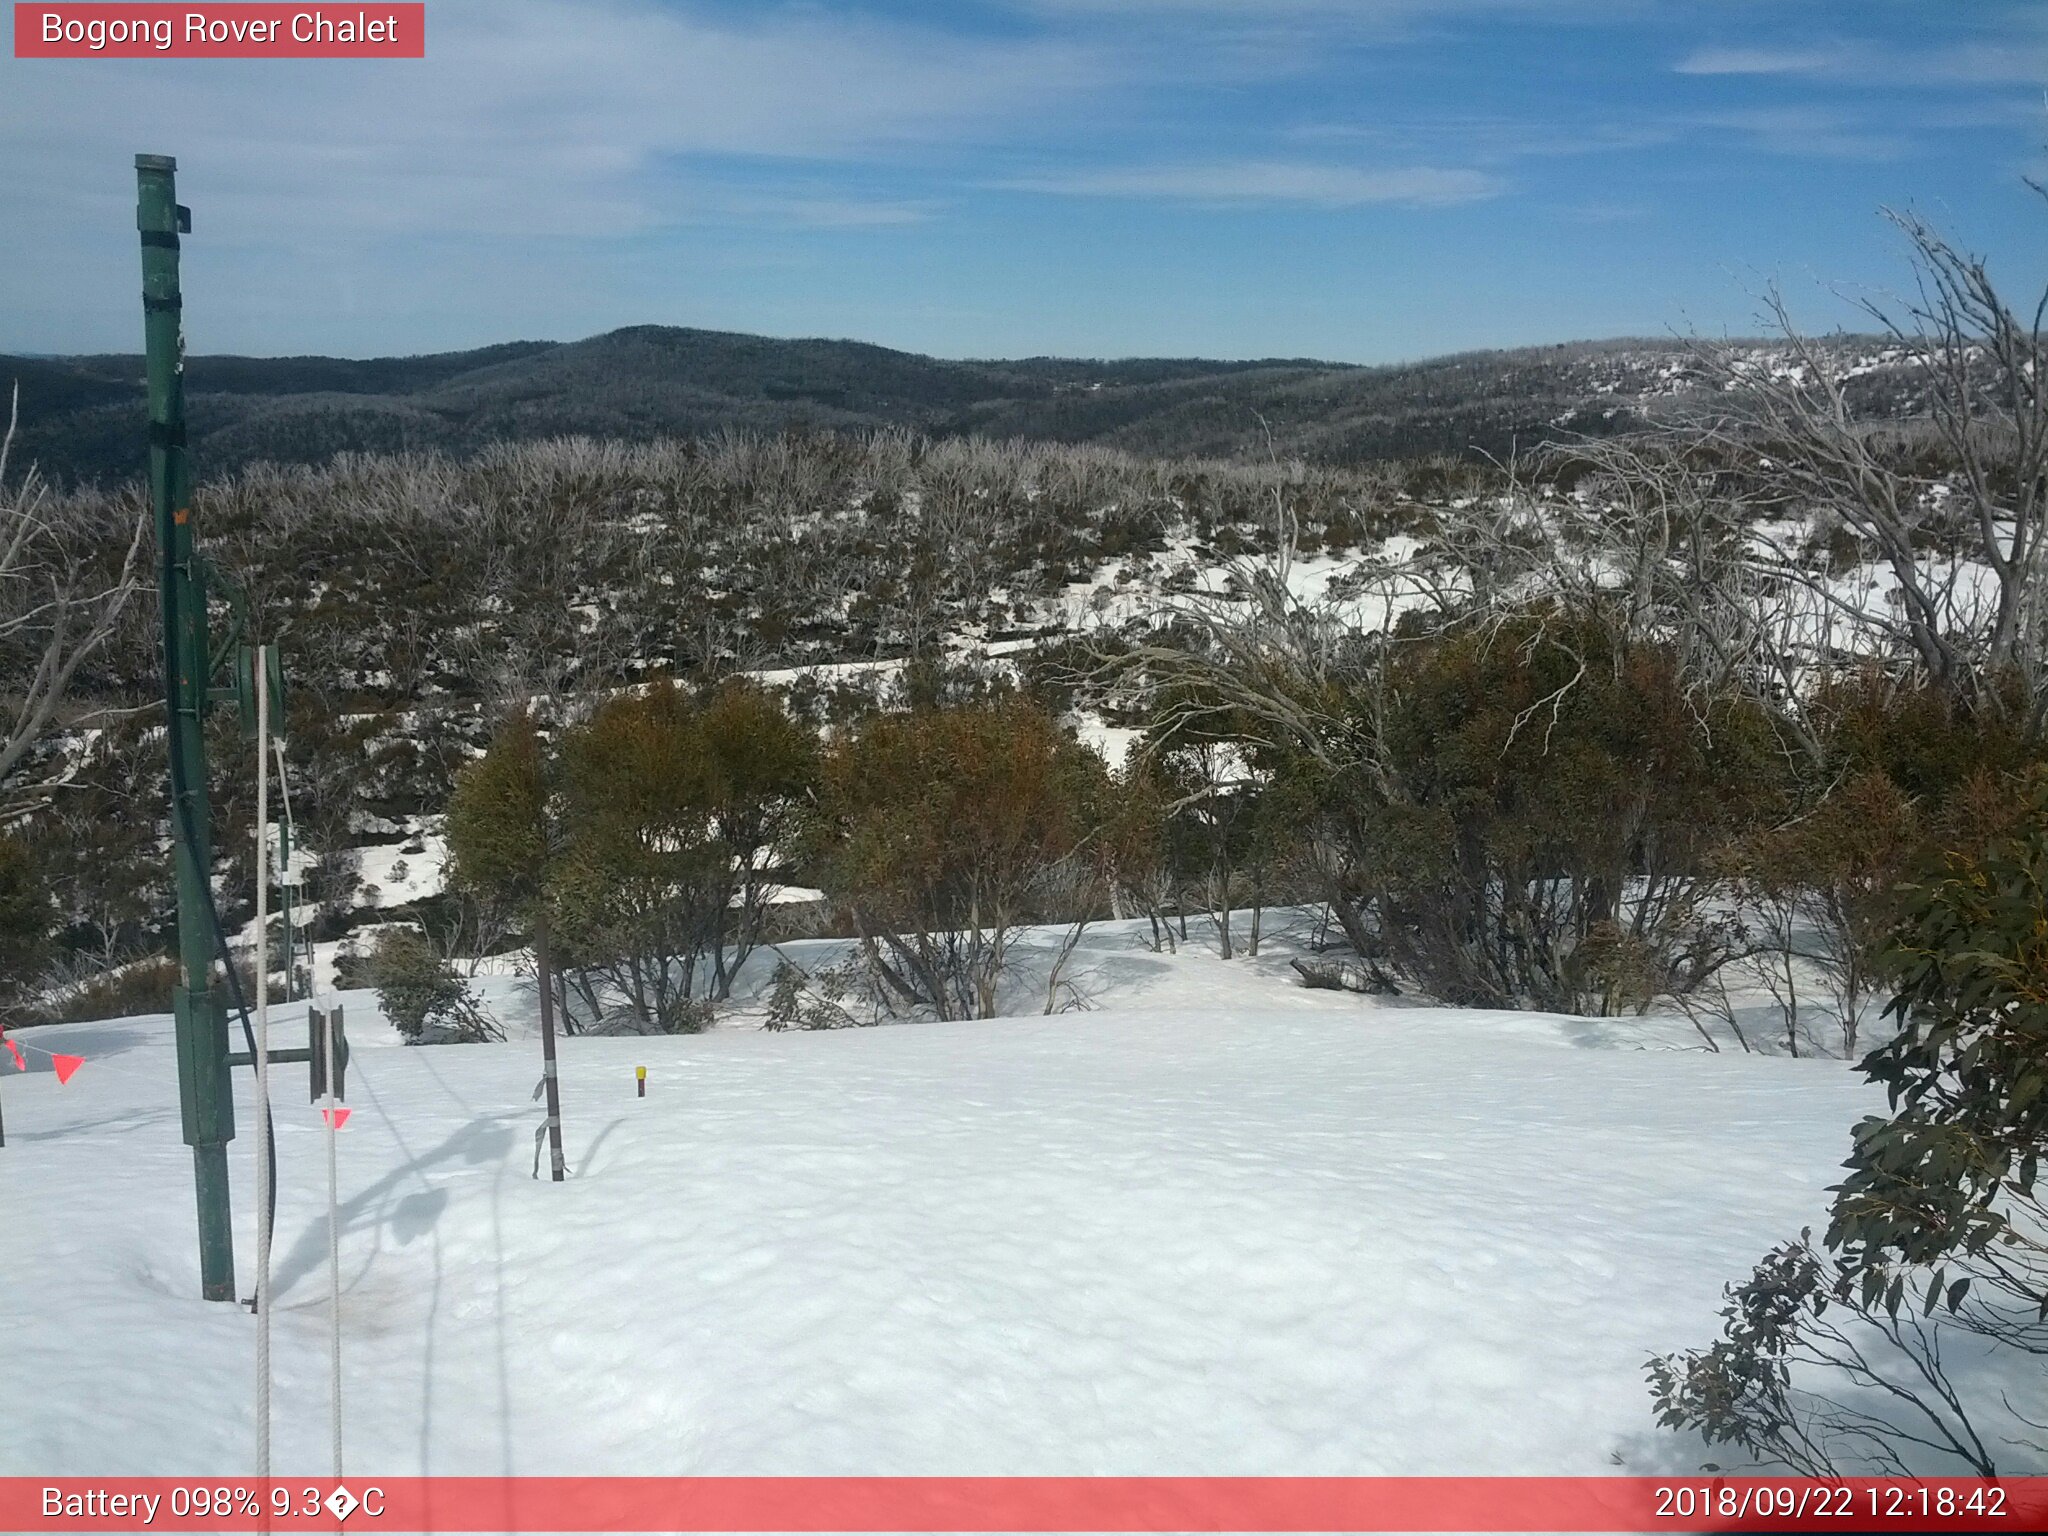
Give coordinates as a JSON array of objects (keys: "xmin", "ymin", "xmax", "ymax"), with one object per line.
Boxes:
[{"xmin": 3, "ymin": 0, "xmax": 2046, "ymax": 361}]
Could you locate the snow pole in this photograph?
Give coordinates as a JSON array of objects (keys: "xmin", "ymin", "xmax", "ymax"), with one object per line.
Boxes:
[
  {"xmin": 637, "ymin": 1065, "xmax": 646, "ymax": 1098},
  {"xmin": 534, "ymin": 918, "xmax": 567, "ymax": 1181},
  {"xmin": 321, "ymin": 988, "xmax": 344, "ymax": 1476},
  {"xmin": 253, "ymin": 642, "xmax": 275, "ymax": 1477}
]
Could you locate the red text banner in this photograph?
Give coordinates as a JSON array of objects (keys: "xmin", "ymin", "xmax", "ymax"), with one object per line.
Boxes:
[
  {"xmin": 4, "ymin": 1477, "xmax": 2048, "ymax": 1533},
  {"xmin": 14, "ymin": 5, "xmax": 426, "ymax": 58}
]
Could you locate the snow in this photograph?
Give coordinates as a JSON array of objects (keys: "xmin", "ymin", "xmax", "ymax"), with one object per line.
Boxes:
[
  {"xmin": 352, "ymin": 833, "xmax": 447, "ymax": 912},
  {"xmin": 0, "ymin": 917, "xmax": 1926, "ymax": 1481},
  {"xmin": 1073, "ymin": 716, "xmax": 1142, "ymax": 769}
]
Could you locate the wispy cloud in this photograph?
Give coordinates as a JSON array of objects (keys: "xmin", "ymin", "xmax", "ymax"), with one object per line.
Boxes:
[
  {"xmin": 998, "ymin": 160, "xmax": 1503, "ymax": 206},
  {"xmin": 1675, "ymin": 45, "xmax": 1847, "ymax": 77},
  {"xmin": 1556, "ymin": 201, "xmax": 1651, "ymax": 226},
  {"xmin": 1024, "ymin": 0, "xmax": 1618, "ymax": 19},
  {"xmin": 1674, "ymin": 39, "xmax": 2048, "ymax": 87},
  {"xmin": 1693, "ymin": 107, "xmax": 1913, "ymax": 162},
  {"xmin": 5, "ymin": 0, "xmax": 2045, "ymax": 359},
  {"xmin": 1300, "ymin": 100, "xmax": 1938, "ymax": 173},
  {"xmin": 1287, "ymin": 115, "xmax": 1674, "ymax": 165},
  {"xmin": 685, "ymin": 193, "xmax": 939, "ymax": 230},
  {"xmin": 1012, "ymin": 0, "xmax": 1629, "ymax": 77},
  {"xmin": 0, "ymin": 0, "xmax": 1105, "ymax": 242}
]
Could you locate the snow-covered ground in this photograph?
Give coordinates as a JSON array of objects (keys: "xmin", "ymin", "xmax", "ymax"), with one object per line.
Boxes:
[{"xmin": 0, "ymin": 918, "xmax": 1930, "ymax": 1480}]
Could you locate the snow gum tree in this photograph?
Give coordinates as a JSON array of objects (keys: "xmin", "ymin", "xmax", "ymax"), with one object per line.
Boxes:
[
  {"xmin": 1142, "ymin": 701, "xmax": 1259, "ymax": 961},
  {"xmin": 548, "ymin": 679, "xmax": 816, "ymax": 1031},
  {"xmin": 1137, "ymin": 690, "xmax": 1313, "ymax": 961},
  {"xmin": 810, "ymin": 699, "xmax": 1113, "ymax": 1020},
  {"xmin": 1686, "ymin": 208, "xmax": 2048, "ymax": 734},
  {"xmin": 1362, "ymin": 609, "xmax": 1783, "ymax": 1014},
  {"xmin": 445, "ymin": 708, "xmax": 570, "ymax": 1178},
  {"xmin": 1726, "ymin": 675, "xmax": 2041, "ymax": 1054},
  {"xmin": 1094, "ymin": 756, "xmax": 1180, "ymax": 953},
  {"xmin": 447, "ymin": 710, "xmax": 554, "ymax": 920},
  {"xmin": 1836, "ymin": 778, "xmax": 2048, "ymax": 1340}
]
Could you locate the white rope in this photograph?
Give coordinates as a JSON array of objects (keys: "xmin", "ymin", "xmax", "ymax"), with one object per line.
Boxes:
[
  {"xmin": 279, "ymin": 722, "xmax": 346, "ymax": 1477},
  {"xmin": 271, "ymin": 720, "xmax": 345, "ymax": 1475},
  {"xmin": 322, "ymin": 994, "xmax": 344, "ymax": 1477},
  {"xmin": 253, "ymin": 644, "xmax": 274, "ymax": 1482},
  {"xmin": 274, "ymin": 739, "xmax": 296, "ymax": 1000}
]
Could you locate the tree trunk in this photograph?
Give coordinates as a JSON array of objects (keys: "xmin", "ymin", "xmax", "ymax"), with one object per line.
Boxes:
[
  {"xmin": 1327, "ymin": 887, "xmax": 1375, "ymax": 960},
  {"xmin": 564, "ymin": 967, "xmax": 605, "ymax": 1035},
  {"xmin": 856, "ymin": 921, "xmax": 925, "ymax": 1011},
  {"xmin": 711, "ymin": 921, "xmax": 733, "ymax": 1002},
  {"xmin": 534, "ymin": 915, "xmax": 567, "ymax": 1182},
  {"xmin": 882, "ymin": 930, "xmax": 954, "ymax": 1020},
  {"xmin": 1782, "ymin": 949, "xmax": 1800, "ymax": 1059},
  {"xmin": 1044, "ymin": 917, "xmax": 1088, "ymax": 1014}
]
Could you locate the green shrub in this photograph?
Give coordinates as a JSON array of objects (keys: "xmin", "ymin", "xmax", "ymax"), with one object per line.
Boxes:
[
  {"xmin": 0, "ymin": 834, "xmax": 51, "ymax": 1014},
  {"xmin": 1365, "ymin": 610, "xmax": 1783, "ymax": 1012},
  {"xmin": 1648, "ymin": 775, "xmax": 2048, "ymax": 1475},
  {"xmin": 809, "ymin": 699, "xmax": 1112, "ymax": 1019},
  {"xmin": 38, "ymin": 954, "xmax": 182, "ymax": 1024},
  {"xmin": 364, "ymin": 927, "xmax": 499, "ymax": 1044}
]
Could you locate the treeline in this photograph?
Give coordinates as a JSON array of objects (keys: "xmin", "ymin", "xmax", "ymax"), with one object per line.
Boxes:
[{"xmin": 45, "ymin": 429, "xmax": 1471, "ymax": 711}]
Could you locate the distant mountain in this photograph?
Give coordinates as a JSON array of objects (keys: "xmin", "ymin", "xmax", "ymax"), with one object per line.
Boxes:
[{"xmin": 0, "ymin": 325, "xmax": 1912, "ymax": 485}]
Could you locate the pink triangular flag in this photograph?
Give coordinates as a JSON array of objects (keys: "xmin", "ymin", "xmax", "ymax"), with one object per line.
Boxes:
[
  {"xmin": 3, "ymin": 1036, "xmax": 23, "ymax": 1072},
  {"xmin": 321, "ymin": 1106, "xmax": 351, "ymax": 1129},
  {"xmin": 50, "ymin": 1054, "xmax": 84, "ymax": 1085}
]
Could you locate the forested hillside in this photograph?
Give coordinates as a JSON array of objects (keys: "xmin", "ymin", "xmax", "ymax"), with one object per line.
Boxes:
[{"xmin": 2, "ymin": 326, "xmax": 1926, "ymax": 485}]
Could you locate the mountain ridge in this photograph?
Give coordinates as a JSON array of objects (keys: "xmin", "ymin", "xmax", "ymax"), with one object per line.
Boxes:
[{"xmin": 2, "ymin": 323, "xmax": 1898, "ymax": 485}]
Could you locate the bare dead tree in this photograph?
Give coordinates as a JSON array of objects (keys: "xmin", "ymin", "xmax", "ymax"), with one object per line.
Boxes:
[
  {"xmin": 1681, "ymin": 204, "xmax": 2048, "ymax": 733},
  {"xmin": 1867, "ymin": 207, "xmax": 2046, "ymax": 720},
  {"xmin": 1082, "ymin": 488, "xmax": 1430, "ymax": 963},
  {"xmin": 1415, "ymin": 442, "xmax": 1837, "ymax": 768},
  {"xmin": 0, "ymin": 384, "xmax": 148, "ymax": 801}
]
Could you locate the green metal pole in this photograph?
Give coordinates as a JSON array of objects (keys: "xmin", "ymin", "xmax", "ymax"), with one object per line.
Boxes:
[
  {"xmin": 279, "ymin": 811, "xmax": 294, "ymax": 1000},
  {"xmin": 139, "ymin": 153, "xmax": 237, "ymax": 1303}
]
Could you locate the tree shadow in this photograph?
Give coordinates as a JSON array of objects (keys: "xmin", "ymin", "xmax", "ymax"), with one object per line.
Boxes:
[{"xmin": 2, "ymin": 1107, "xmax": 179, "ymax": 1143}]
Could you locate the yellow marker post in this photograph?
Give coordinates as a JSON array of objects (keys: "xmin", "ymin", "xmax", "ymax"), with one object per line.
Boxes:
[{"xmin": 636, "ymin": 1065, "xmax": 646, "ymax": 1099}]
